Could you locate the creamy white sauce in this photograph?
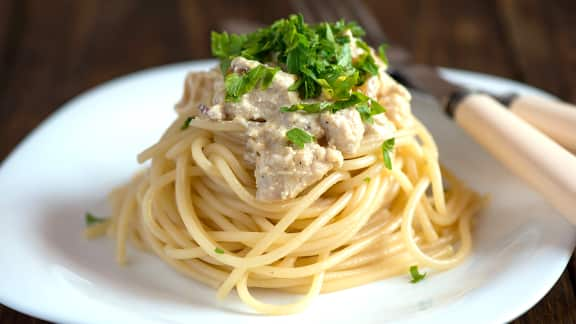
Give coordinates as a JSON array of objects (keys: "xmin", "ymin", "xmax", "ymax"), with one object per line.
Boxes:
[{"xmin": 177, "ymin": 53, "xmax": 410, "ymax": 201}]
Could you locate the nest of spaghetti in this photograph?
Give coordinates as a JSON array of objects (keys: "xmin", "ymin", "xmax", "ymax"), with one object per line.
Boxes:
[{"xmin": 86, "ymin": 15, "xmax": 485, "ymax": 315}]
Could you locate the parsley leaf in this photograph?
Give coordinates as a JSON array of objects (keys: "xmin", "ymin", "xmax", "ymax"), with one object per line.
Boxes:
[
  {"xmin": 355, "ymin": 39, "xmax": 371, "ymax": 52},
  {"xmin": 357, "ymin": 99, "xmax": 386, "ymax": 123},
  {"xmin": 333, "ymin": 19, "xmax": 365, "ymax": 37},
  {"xmin": 409, "ymin": 265, "xmax": 427, "ymax": 283},
  {"xmin": 324, "ymin": 23, "xmax": 335, "ymax": 43},
  {"xmin": 363, "ymin": 177, "xmax": 371, "ymax": 183},
  {"xmin": 286, "ymin": 35, "xmax": 309, "ymax": 74},
  {"xmin": 211, "ymin": 31, "xmax": 246, "ymax": 73},
  {"xmin": 378, "ymin": 44, "xmax": 389, "ymax": 66},
  {"xmin": 181, "ymin": 117, "xmax": 193, "ymax": 130},
  {"xmin": 85, "ymin": 212, "xmax": 106, "ymax": 226},
  {"xmin": 224, "ymin": 73, "xmax": 244, "ymax": 101},
  {"xmin": 280, "ymin": 102, "xmax": 332, "ymax": 113},
  {"xmin": 370, "ymin": 99, "xmax": 386, "ymax": 114},
  {"xmin": 356, "ymin": 104, "xmax": 372, "ymax": 122},
  {"xmin": 381, "ymin": 137, "xmax": 395, "ymax": 170},
  {"xmin": 354, "ymin": 53, "xmax": 379, "ymax": 79},
  {"xmin": 322, "ymin": 69, "xmax": 358, "ymax": 100},
  {"xmin": 353, "ymin": 41, "xmax": 379, "ymax": 84},
  {"xmin": 224, "ymin": 65, "xmax": 279, "ymax": 101},
  {"xmin": 286, "ymin": 128, "xmax": 315, "ymax": 149},
  {"xmin": 215, "ymin": 247, "xmax": 225, "ymax": 254},
  {"xmin": 331, "ymin": 92, "xmax": 368, "ymax": 111},
  {"xmin": 261, "ymin": 67, "xmax": 280, "ymax": 88},
  {"xmin": 281, "ymin": 91, "xmax": 385, "ymax": 123},
  {"xmin": 336, "ymin": 45, "xmax": 352, "ymax": 67}
]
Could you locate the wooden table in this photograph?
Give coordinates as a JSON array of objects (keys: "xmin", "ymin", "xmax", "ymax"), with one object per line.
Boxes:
[{"xmin": 0, "ymin": 0, "xmax": 574, "ymax": 323}]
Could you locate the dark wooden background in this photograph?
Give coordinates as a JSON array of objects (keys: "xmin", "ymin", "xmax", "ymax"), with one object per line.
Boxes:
[{"xmin": 0, "ymin": 0, "xmax": 574, "ymax": 323}]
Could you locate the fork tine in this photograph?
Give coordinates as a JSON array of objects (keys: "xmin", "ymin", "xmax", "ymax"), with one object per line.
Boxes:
[
  {"xmin": 327, "ymin": 0, "xmax": 411, "ymax": 65},
  {"xmin": 329, "ymin": 0, "xmax": 388, "ymax": 46},
  {"xmin": 349, "ymin": 0, "xmax": 388, "ymax": 44},
  {"xmin": 327, "ymin": 0, "xmax": 353, "ymax": 21},
  {"xmin": 290, "ymin": 1, "xmax": 408, "ymax": 68},
  {"xmin": 290, "ymin": 0, "xmax": 337, "ymax": 24},
  {"xmin": 290, "ymin": 0, "xmax": 388, "ymax": 46},
  {"xmin": 290, "ymin": 0, "xmax": 315, "ymax": 23},
  {"xmin": 310, "ymin": 0, "xmax": 338, "ymax": 23}
]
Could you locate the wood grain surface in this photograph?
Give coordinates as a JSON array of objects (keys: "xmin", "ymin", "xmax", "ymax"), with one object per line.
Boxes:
[{"xmin": 0, "ymin": 0, "xmax": 575, "ymax": 323}]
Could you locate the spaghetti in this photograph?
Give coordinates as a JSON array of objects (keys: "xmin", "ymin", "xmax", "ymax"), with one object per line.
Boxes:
[{"xmin": 87, "ymin": 16, "xmax": 484, "ymax": 315}]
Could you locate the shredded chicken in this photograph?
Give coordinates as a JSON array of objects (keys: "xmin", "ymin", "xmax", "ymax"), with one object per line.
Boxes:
[{"xmin": 320, "ymin": 109, "xmax": 365, "ymax": 154}]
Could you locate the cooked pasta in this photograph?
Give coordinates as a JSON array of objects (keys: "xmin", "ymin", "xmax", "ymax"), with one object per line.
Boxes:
[{"xmin": 86, "ymin": 15, "xmax": 484, "ymax": 315}]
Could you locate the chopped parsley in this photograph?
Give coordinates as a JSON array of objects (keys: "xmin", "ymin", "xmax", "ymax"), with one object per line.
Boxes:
[
  {"xmin": 211, "ymin": 14, "xmax": 388, "ymax": 106},
  {"xmin": 363, "ymin": 177, "xmax": 371, "ymax": 183},
  {"xmin": 280, "ymin": 91, "xmax": 385, "ymax": 123},
  {"xmin": 181, "ymin": 117, "xmax": 193, "ymax": 130},
  {"xmin": 85, "ymin": 212, "xmax": 106, "ymax": 226},
  {"xmin": 211, "ymin": 31, "xmax": 247, "ymax": 73},
  {"xmin": 214, "ymin": 247, "xmax": 225, "ymax": 254},
  {"xmin": 381, "ymin": 137, "xmax": 395, "ymax": 170},
  {"xmin": 224, "ymin": 65, "xmax": 279, "ymax": 102},
  {"xmin": 409, "ymin": 265, "xmax": 427, "ymax": 283},
  {"xmin": 286, "ymin": 128, "xmax": 315, "ymax": 149},
  {"xmin": 354, "ymin": 40, "xmax": 379, "ymax": 84},
  {"xmin": 280, "ymin": 101, "xmax": 332, "ymax": 113},
  {"xmin": 355, "ymin": 99, "xmax": 385, "ymax": 124},
  {"xmin": 378, "ymin": 44, "xmax": 389, "ymax": 66}
]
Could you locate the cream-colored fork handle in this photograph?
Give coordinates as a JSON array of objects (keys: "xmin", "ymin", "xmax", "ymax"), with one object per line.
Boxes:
[
  {"xmin": 510, "ymin": 95, "xmax": 576, "ymax": 152},
  {"xmin": 454, "ymin": 94, "xmax": 576, "ymax": 224}
]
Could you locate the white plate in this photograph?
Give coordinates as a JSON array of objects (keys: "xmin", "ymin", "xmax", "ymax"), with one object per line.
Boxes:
[{"xmin": 0, "ymin": 60, "xmax": 574, "ymax": 324}]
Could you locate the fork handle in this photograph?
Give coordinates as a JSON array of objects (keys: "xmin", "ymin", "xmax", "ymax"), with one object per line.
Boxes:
[
  {"xmin": 507, "ymin": 95, "xmax": 576, "ymax": 152},
  {"xmin": 453, "ymin": 93, "xmax": 576, "ymax": 224}
]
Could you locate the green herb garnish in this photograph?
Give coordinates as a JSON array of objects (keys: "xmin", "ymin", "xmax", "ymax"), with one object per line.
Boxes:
[
  {"xmin": 354, "ymin": 40, "xmax": 379, "ymax": 82},
  {"xmin": 211, "ymin": 14, "xmax": 386, "ymax": 103},
  {"xmin": 214, "ymin": 247, "xmax": 225, "ymax": 254},
  {"xmin": 181, "ymin": 117, "xmax": 193, "ymax": 130},
  {"xmin": 354, "ymin": 54, "xmax": 379, "ymax": 85},
  {"xmin": 378, "ymin": 44, "xmax": 388, "ymax": 65},
  {"xmin": 280, "ymin": 91, "xmax": 385, "ymax": 122},
  {"xmin": 363, "ymin": 177, "xmax": 371, "ymax": 183},
  {"xmin": 381, "ymin": 137, "xmax": 395, "ymax": 170},
  {"xmin": 224, "ymin": 65, "xmax": 279, "ymax": 102},
  {"xmin": 211, "ymin": 31, "xmax": 247, "ymax": 73},
  {"xmin": 280, "ymin": 101, "xmax": 332, "ymax": 113},
  {"xmin": 409, "ymin": 265, "xmax": 427, "ymax": 283},
  {"xmin": 286, "ymin": 128, "xmax": 315, "ymax": 149},
  {"xmin": 85, "ymin": 212, "xmax": 106, "ymax": 226},
  {"xmin": 355, "ymin": 99, "xmax": 385, "ymax": 124}
]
